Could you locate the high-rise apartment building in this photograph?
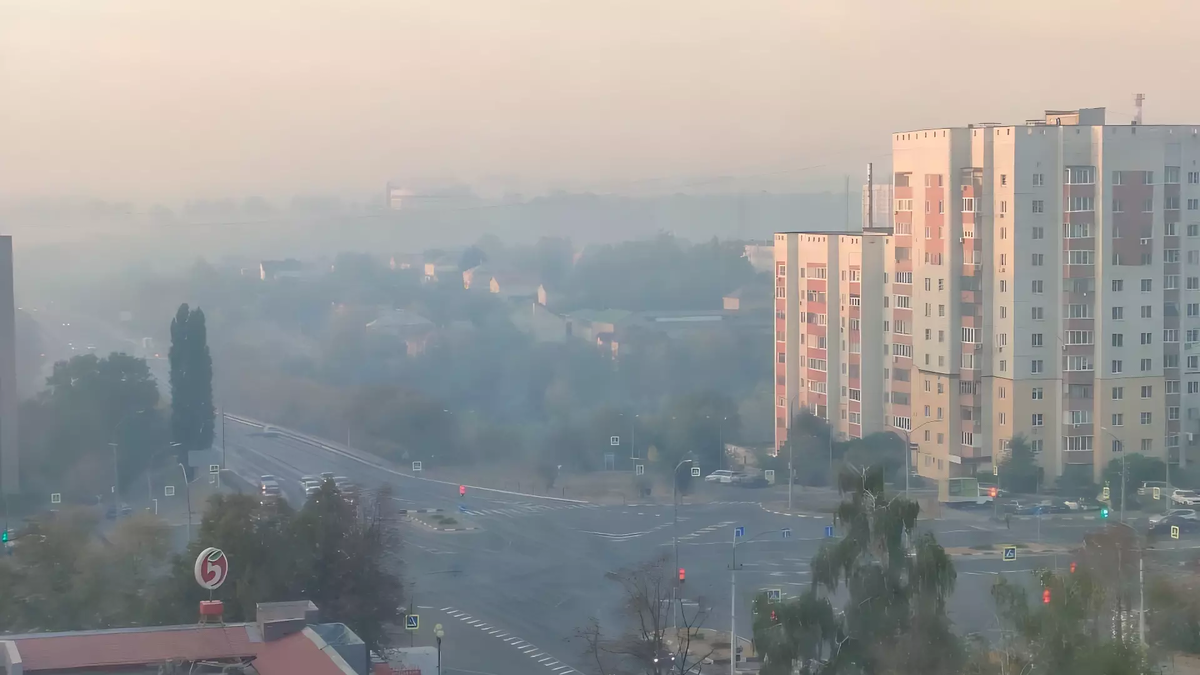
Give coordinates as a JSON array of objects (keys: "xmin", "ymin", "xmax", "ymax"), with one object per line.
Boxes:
[{"xmin": 776, "ymin": 107, "xmax": 1200, "ymax": 484}]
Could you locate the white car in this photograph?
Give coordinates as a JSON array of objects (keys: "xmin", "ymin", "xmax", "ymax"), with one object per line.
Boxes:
[
  {"xmin": 1172, "ymin": 490, "xmax": 1200, "ymax": 506},
  {"xmin": 1149, "ymin": 509, "xmax": 1199, "ymax": 525},
  {"xmin": 706, "ymin": 470, "xmax": 736, "ymax": 483},
  {"xmin": 300, "ymin": 476, "xmax": 321, "ymax": 490}
]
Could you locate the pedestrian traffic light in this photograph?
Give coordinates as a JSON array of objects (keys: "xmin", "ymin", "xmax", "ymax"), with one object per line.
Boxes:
[
  {"xmin": 459, "ymin": 485, "xmax": 466, "ymax": 497},
  {"xmin": 1070, "ymin": 561, "xmax": 1077, "ymax": 574},
  {"xmin": 989, "ymin": 487, "xmax": 998, "ymax": 498},
  {"xmin": 1, "ymin": 530, "xmax": 7, "ymax": 543},
  {"xmin": 1042, "ymin": 588, "xmax": 1051, "ymax": 604},
  {"xmin": 678, "ymin": 568, "xmax": 685, "ymax": 583},
  {"xmin": 1100, "ymin": 507, "xmax": 1110, "ymax": 519},
  {"xmin": 770, "ymin": 610, "xmax": 778, "ymax": 623}
]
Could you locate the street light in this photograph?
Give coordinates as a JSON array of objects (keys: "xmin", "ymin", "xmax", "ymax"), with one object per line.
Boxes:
[
  {"xmin": 901, "ymin": 418, "xmax": 940, "ymax": 498},
  {"xmin": 434, "ymin": 623, "xmax": 445, "ymax": 675},
  {"xmin": 671, "ymin": 455, "xmax": 695, "ymax": 630},
  {"xmin": 729, "ymin": 528, "xmax": 793, "ymax": 675},
  {"xmin": 1099, "ymin": 427, "xmax": 1126, "ymax": 523}
]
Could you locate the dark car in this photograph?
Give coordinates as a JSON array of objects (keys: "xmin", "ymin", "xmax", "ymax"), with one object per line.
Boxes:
[{"xmin": 1150, "ymin": 514, "xmax": 1200, "ymax": 535}]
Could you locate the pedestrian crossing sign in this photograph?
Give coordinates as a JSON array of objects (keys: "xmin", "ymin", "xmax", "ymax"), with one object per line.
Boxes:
[
  {"xmin": 1154, "ymin": 487, "xmax": 1161, "ymax": 500},
  {"xmin": 1172, "ymin": 525, "xmax": 1181, "ymax": 540},
  {"xmin": 691, "ymin": 466, "xmax": 701, "ymax": 477},
  {"xmin": 766, "ymin": 588, "xmax": 782, "ymax": 602},
  {"xmin": 1002, "ymin": 546, "xmax": 1017, "ymax": 561},
  {"xmin": 635, "ymin": 464, "xmax": 645, "ymax": 476},
  {"xmin": 406, "ymin": 614, "xmax": 419, "ymax": 630},
  {"xmin": 1102, "ymin": 486, "xmax": 1110, "ymax": 500}
]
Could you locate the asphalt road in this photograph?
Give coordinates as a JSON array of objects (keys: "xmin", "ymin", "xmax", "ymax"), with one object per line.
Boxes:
[{"xmin": 217, "ymin": 415, "xmax": 1122, "ymax": 674}]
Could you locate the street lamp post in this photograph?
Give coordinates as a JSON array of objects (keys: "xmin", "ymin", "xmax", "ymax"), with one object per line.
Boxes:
[
  {"xmin": 1100, "ymin": 427, "xmax": 1126, "ymax": 522},
  {"xmin": 671, "ymin": 455, "xmax": 695, "ymax": 630},
  {"xmin": 434, "ymin": 623, "xmax": 445, "ymax": 675},
  {"xmin": 178, "ymin": 462, "xmax": 192, "ymax": 542},
  {"xmin": 729, "ymin": 528, "xmax": 793, "ymax": 675},
  {"xmin": 901, "ymin": 419, "xmax": 940, "ymax": 498}
]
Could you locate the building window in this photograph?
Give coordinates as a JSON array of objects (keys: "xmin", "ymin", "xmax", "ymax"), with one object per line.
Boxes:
[
  {"xmin": 1141, "ymin": 332, "xmax": 1153, "ymax": 345},
  {"xmin": 1032, "ymin": 333, "xmax": 1044, "ymax": 347},
  {"xmin": 1113, "ymin": 307, "xmax": 1125, "ymax": 320},
  {"xmin": 1141, "ymin": 305, "xmax": 1153, "ymax": 319},
  {"xmin": 1112, "ymin": 413, "xmax": 1124, "ymax": 427},
  {"xmin": 1031, "ymin": 306, "xmax": 1044, "ymax": 320},
  {"xmin": 1141, "ymin": 412, "xmax": 1153, "ymax": 425},
  {"xmin": 1112, "ymin": 279, "xmax": 1124, "ymax": 291},
  {"xmin": 1145, "ymin": 171, "xmax": 1155, "ymax": 185},
  {"xmin": 1032, "ymin": 199, "xmax": 1045, "ymax": 213},
  {"xmin": 1112, "ymin": 386, "xmax": 1124, "ymax": 400},
  {"xmin": 1142, "ymin": 385, "xmax": 1153, "ymax": 398},
  {"xmin": 1031, "ymin": 413, "xmax": 1043, "ymax": 427},
  {"xmin": 1033, "ymin": 173, "xmax": 1044, "ymax": 186},
  {"xmin": 1031, "ymin": 359, "xmax": 1044, "ymax": 374},
  {"xmin": 1141, "ymin": 358, "xmax": 1152, "ymax": 371},
  {"xmin": 1167, "ymin": 166, "xmax": 1181, "ymax": 184},
  {"xmin": 1065, "ymin": 166, "xmax": 1095, "ymax": 184},
  {"xmin": 1031, "ymin": 387, "xmax": 1043, "ymax": 400},
  {"xmin": 1112, "ymin": 359, "xmax": 1123, "ymax": 374},
  {"xmin": 1032, "ymin": 253, "xmax": 1044, "ymax": 266}
]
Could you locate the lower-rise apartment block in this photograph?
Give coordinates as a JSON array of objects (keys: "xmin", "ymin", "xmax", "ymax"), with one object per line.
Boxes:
[{"xmin": 776, "ymin": 106, "xmax": 1200, "ymax": 485}]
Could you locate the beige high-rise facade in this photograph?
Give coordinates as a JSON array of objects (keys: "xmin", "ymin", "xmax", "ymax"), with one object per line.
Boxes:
[{"xmin": 776, "ymin": 107, "xmax": 1200, "ymax": 484}]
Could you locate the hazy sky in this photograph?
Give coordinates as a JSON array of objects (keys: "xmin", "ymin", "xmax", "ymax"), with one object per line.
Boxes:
[{"xmin": 2, "ymin": 0, "xmax": 1198, "ymax": 202}]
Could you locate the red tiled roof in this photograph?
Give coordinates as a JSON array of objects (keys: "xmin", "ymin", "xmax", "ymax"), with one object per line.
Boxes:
[
  {"xmin": 252, "ymin": 629, "xmax": 353, "ymax": 675},
  {"xmin": 12, "ymin": 624, "xmax": 258, "ymax": 671}
]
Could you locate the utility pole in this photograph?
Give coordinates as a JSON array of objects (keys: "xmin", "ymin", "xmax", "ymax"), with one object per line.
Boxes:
[
  {"xmin": 786, "ymin": 397, "xmax": 794, "ymax": 511},
  {"xmin": 1139, "ymin": 555, "xmax": 1146, "ymax": 646}
]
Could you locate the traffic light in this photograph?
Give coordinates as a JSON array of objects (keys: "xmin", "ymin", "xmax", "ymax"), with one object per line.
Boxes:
[
  {"xmin": 1070, "ymin": 561, "xmax": 1077, "ymax": 574},
  {"xmin": 678, "ymin": 568, "xmax": 686, "ymax": 583},
  {"xmin": 1100, "ymin": 507, "xmax": 1110, "ymax": 519},
  {"xmin": 989, "ymin": 487, "xmax": 998, "ymax": 498},
  {"xmin": 770, "ymin": 610, "xmax": 778, "ymax": 623},
  {"xmin": 459, "ymin": 485, "xmax": 466, "ymax": 497},
  {"xmin": 1042, "ymin": 588, "xmax": 1051, "ymax": 604},
  {"xmin": 1, "ymin": 530, "xmax": 7, "ymax": 543}
]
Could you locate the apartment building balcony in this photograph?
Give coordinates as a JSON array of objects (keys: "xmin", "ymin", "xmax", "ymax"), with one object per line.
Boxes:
[
  {"xmin": 954, "ymin": 445, "xmax": 988, "ymax": 460},
  {"xmin": 1063, "ymin": 450, "xmax": 1094, "ymax": 465}
]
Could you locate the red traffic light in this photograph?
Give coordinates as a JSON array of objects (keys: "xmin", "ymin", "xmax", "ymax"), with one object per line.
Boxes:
[
  {"xmin": 1070, "ymin": 562, "xmax": 1077, "ymax": 574},
  {"xmin": 1042, "ymin": 588, "xmax": 1051, "ymax": 604},
  {"xmin": 459, "ymin": 485, "xmax": 466, "ymax": 496},
  {"xmin": 678, "ymin": 568, "xmax": 686, "ymax": 583},
  {"xmin": 989, "ymin": 487, "xmax": 998, "ymax": 498},
  {"xmin": 770, "ymin": 610, "xmax": 778, "ymax": 623}
]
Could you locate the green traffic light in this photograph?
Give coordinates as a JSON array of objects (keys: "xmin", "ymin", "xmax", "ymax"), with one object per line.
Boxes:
[
  {"xmin": 1100, "ymin": 508, "xmax": 1109, "ymax": 519},
  {"xmin": 2, "ymin": 530, "xmax": 8, "ymax": 542}
]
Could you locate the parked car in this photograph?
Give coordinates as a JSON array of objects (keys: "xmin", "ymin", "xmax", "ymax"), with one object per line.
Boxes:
[
  {"xmin": 1149, "ymin": 508, "xmax": 1199, "ymax": 526},
  {"xmin": 706, "ymin": 470, "xmax": 737, "ymax": 484},
  {"xmin": 1172, "ymin": 490, "xmax": 1200, "ymax": 506}
]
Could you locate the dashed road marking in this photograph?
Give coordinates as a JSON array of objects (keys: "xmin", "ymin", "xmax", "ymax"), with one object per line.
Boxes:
[{"xmin": 443, "ymin": 605, "xmax": 578, "ymax": 672}]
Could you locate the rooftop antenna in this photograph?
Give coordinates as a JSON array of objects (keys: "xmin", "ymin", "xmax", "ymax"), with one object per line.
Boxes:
[{"xmin": 1134, "ymin": 93, "xmax": 1145, "ymax": 125}]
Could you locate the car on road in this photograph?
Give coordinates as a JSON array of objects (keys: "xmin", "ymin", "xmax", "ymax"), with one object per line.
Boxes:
[
  {"xmin": 320, "ymin": 472, "xmax": 335, "ymax": 481},
  {"xmin": 1172, "ymin": 490, "xmax": 1200, "ymax": 506},
  {"xmin": 300, "ymin": 475, "xmax": 321, "ymax": 489},
  {"xmin": 1063, "ymin": 496, "xmax": 1103, "ymax": 511},
  {"xmin": 1150, "ymin": 514, "xmax": 1200, "ymax": 535},
  {"xmin": 1149, "ymin": 509, "xmax": 1199, "ymax": 526},
  {"xmin": 706, "ymin": 470, "xmax": 737, "ymax": 483},
  {"xmin": 733, "ymin": 474, "xmax": 769, "ymax": 488},
  {"xmin": 1140, "ymin": 481, "xmax": 1170, "ymax": 496}
]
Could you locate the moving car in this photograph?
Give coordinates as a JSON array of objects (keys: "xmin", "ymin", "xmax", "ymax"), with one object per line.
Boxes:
[
  {"xmin": 1063, "ymin": 497, "xmax": 1102, "ymax": 511},
  {"xmin": 320, "ymin": 472, "xmax": 336, "ymax": 482},
  {"xmin": 1149, "ymin": 508, "xmax": 1199, "ymax": 526},
  {"xmin": 706, "ymin": 470, "xmax": 736, "ymax": 484},
  {"xmin": 1150, "ymin": 514, "xmax": 1200, "ymax": 535},
  {"xmin": 1172, "ymin": 490, "xmax": 1200, "ymax": 506}
]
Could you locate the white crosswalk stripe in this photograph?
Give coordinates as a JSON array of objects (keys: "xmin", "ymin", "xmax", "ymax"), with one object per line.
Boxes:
[
  {"xmin": 442, "ymin": 605, "xmax": 577, "ymax": 672},
  {"xmin": 458, "ymin": 502, "xmax": 601, "ymax": 519}
]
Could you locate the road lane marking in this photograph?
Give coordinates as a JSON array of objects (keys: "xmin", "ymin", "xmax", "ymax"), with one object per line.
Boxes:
[
  {"xmin": 539, "ymin": 657, "xmax": 552, "ymax": 663},
  {"xmin": 505, "ymin": 637, "xmax": 519, "ymax": 643},
  {"xmin": 441, "ymin": 606, "xmax": 453, "ymax": 611},
  {"xmin": 553, "ymin": 667, "xmax": 570, "ymax": 672}
]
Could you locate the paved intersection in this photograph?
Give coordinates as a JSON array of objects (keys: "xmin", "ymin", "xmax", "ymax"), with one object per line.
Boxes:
[{"xmin": 222, "ymin": 416, "xmax": 1104, "ymax": 674}]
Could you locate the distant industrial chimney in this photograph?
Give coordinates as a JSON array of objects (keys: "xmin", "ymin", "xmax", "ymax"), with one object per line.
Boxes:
[{"xmin": 1134, "ymin": 93, "xmax": 1145, "ymax": 125}]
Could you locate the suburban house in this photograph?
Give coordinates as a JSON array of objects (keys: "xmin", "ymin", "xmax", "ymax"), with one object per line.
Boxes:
[
  {"xmin": 0, "ymin": 601, "xmax": 366, "ymax": 675},
  {"xmin": 259, "ymin": 259, "xmax": 306, "ymax": 281},
  {"xmin": 388, "ymin": 253, "xmax": 423, "ymax": 271},
  {"xmin": 364, "ymin": 309, "xmax": 436, "ymax": 356}
]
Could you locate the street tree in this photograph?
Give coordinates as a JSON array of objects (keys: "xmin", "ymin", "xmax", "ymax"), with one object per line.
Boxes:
[
  {"xmin": 169, "ymin": 303, "xmax": 215, "ymax": 475},
  {"xmin": 989, "ymin": 566, "xmax": 1149, "ymax": 675},
  {"xmin": 998, "ymin": 435, "xmax": 1042, "ymax": 494},
  {"xmin": 1101, "ymin": 454, "xmax": 1166, "ymax": 511},
  {"xmin": 751, "ymin": 464, "xmax": 962, "ymax": 675},
  {"xmin": 19, "ymin": 352, "xmax": 165, "ymax": 497},
  {"xmin": 575, "ymin": 554, "xmax": 714, "ymax": 675}
]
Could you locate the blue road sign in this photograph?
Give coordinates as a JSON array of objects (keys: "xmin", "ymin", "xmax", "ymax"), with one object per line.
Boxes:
[
  {"xmin": 824, "ymin": 525, "xmax": 835, "ymax": 538},
  {"xmin": 781, "ymin": 528, "xmax": 792, "ymax": 539},
  {"xmin": 766, "ymin": 588, "xmax": 782, "ymax": 602},
  {"xmin": 1002, "ymin": 546, "xmax": 1017, "ymax": 561},
  {"xmin": 406, "ymin": 614, "xmax": 419, "ymax": 630},
  {"xmin": 735, "ymin": 526, "xmax": 746, "ymax": 538}
]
